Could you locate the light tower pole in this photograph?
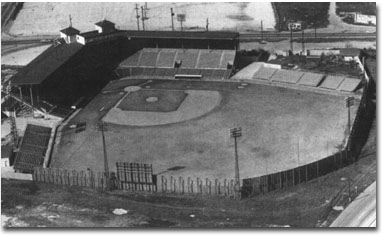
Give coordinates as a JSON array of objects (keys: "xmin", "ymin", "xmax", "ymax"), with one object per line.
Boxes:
[{"xmin": 230, "ymin": 127, "xmax": 242, "ymax": 198}]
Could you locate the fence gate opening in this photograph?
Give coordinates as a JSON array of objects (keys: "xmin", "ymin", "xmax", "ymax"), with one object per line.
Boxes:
[{"xmin": 116, "ymin": 162, "xmax": 157, "ymax": 192}]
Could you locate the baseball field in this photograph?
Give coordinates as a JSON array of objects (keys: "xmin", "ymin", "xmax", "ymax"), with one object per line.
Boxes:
[{"xmin": 50, "ymin": 79, "xmax": 359, "ymax": 180}]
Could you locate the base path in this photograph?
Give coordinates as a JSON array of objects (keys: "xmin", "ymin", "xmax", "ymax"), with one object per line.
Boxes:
[{"xmin": 103, "ymin": 90, "xmax": 221, "ymax": 126}]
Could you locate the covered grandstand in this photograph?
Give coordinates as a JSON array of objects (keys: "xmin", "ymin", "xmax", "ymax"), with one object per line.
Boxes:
[
  {"xmin": 116, "ymin": 48, "xmax": 236, "ymax": 80},
  {"xmin": 3, "ymin": 19, "xmax": 239, "ymax": 119}
]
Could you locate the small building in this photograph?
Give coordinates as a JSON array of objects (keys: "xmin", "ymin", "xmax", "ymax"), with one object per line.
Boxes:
[
  {"xmin": 59, "ymin": 26, "xmax": 80, "ymax": 44},
  {"xmin": 354, "ymin": 13, "xmax": 376, "ymax": 25},
  {"xmin": 95, "ymin": 19, "xmax": 116, "ymax": 34},
  {"xmin": 340, "ymin": 48, "xmax": 361, "ymax": 62}
]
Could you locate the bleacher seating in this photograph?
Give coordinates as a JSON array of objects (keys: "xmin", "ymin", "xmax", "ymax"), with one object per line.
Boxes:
[
  {"xmin": 117, "ymin": 48, "xmax": 235, "ymax": 80},
  {"xmin": 175, "ymin": 49, "xmax": 200, "ymax": 68},
  {"xmin": 138, "ymin": 50, "xmax": 158, "ymax": 67},
  {"xmin": 219, "ymin": 51, "xmax": 236, "ymax": 69},
  {"xmin": 197, "ymin": 50, "xmax": 222, "ymax": 69},
  {"xmin": 157, "ymin": 49, "xmax": 177, "ymax": 68},
  {"xmin": 14, "ymin": 124, "xmax": 52, "ymax": 173}
]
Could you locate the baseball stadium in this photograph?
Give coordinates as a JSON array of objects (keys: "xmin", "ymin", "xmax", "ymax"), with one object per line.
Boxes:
[{"xmin": 2, "ymin": 18, "xmax": 373, "ymax": 197}]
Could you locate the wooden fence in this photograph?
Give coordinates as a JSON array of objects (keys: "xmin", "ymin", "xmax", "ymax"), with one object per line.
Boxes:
[
  {"xmin": 32, "ymin": 167, "xmax": 239, "ymax": 198},
  {"xmin": 158, "ymin": 176, "xmax": 239, "ymax": 198}
]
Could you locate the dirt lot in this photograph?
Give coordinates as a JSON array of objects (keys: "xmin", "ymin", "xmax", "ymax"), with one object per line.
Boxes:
[{"xmin": 50, "ymin": 79, "xmax": 358, "ymax": 180}]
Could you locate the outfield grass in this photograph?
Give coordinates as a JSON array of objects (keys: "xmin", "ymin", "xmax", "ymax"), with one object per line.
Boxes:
[{"xmin": 51, "ymin": 79, "xmax": 359, "ymax": 180}]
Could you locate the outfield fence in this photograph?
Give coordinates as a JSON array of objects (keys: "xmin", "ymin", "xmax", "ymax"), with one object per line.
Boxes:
[{"xmin": 32, "ymin": 167, "xmax": 238, "ymax": 198}]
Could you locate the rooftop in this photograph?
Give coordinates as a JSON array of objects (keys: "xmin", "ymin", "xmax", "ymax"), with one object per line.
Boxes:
[
  {"xmin": 11, "ymin": 40, "xmax": 83, "ymax": 85},
  {"xmin": 60, "ymin": 26, "xmax": 80, "ymax": 35}
]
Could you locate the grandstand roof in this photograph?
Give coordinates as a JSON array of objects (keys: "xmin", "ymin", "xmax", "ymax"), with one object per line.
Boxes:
[
  {"xmin": 11, "ymin": 41, "xmax": 83, "ymax": 85},
  {"xmin": 79, "ymin": 30, "xmax": 99, "ymax": 38},
  {"xmin": 60, "ymin": 26, "xmax": 80, "ymax": 35},
  {"xmin": 95, "ymin": 19, "xmax": 115, "ymax": 27}
]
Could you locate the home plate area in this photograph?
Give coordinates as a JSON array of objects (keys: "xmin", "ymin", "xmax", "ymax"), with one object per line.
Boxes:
[{"xmin": 102, "ymin": 86, "xmax": 221, "ymax": 126}]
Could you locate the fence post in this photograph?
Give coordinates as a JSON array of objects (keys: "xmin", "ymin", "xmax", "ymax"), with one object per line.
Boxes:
[
  {"xmin": 170, "ymin": 176, "xmax": 174, "ymax": 192},
  {"xmin": 214, "ymin": 179, "xmax": 218, "ymax": 195},
  {"xmin": 173, "ymin": 177, "xmax": 177, "ymax": 193},
  {"xmin": 206, "ymin": 178, "xmax": 211, "ymax": 195},
  {"xmin": 224, "ymin": 179, "xmax": 227, "ymax": 196},
  {"xmin": 179, "ymin": 177, "xmax": 184, "ymax": 194},
  {"xmin": 190, "ymin": 179, "xmax": 194, "ymax": 194},
  {"xmin": 187, "ymin": 177, "xmax": 191, "ymax": 193}
]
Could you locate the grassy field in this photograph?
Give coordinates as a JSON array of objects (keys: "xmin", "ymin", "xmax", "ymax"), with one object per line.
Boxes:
[
  {"xmin": 273, "ymin": 2, "xmax": 330, "ymax": 31},
  {"xmin": 336, "ymin": 2, "xmax": 376, "ymax": 16},
  {"xmin": 50, "ymin": 79, "xmax": 358, "ymax": 181}
]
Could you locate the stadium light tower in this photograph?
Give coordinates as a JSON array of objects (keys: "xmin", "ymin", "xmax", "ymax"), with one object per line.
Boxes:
[
  {"xmin": 177, "ymin": 14, "xmax": 186, "ymax": 31},
  {"xmin": 230, "ymin": 127, "xmax": 242, "ymax": 198}
]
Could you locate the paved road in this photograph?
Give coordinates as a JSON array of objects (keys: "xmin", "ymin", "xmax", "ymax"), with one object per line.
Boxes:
[{"xmin": 330, "ymin": 181, "xmax": 376, "ymax": 227}]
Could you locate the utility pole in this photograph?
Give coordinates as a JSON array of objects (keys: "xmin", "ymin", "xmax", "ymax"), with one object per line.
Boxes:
[
  {"xmin": 206, "ymin": 18, "xmax": 209, "ymax": 32},
  {"xmin": 141, "ymin": 6, "xmax": 146, "ymax": 31},
  {"xmin": 97, "ymin": 122, "xmax": 110, "ymax": 190},
  {"xmin": 135, "ymin": 4, "xmax": 140, "ymax": 31},
  {"xmin": 170, "ymin": 8, "xmax": 175, "ymax": 31},
  {"xmin": 230, "ymin": 127, "xmax": 242, "ymax": 198}
]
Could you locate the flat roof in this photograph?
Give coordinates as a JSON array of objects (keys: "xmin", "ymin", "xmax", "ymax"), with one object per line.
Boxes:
[
  {"xmin": 123, "ymin": 30, "xmax": 239, "ymax": 40},
  {"xmin": 11, "ymin": 41, "xmax": 83, "ymax": 85}
]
